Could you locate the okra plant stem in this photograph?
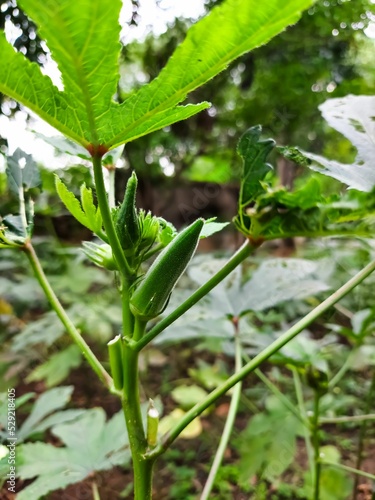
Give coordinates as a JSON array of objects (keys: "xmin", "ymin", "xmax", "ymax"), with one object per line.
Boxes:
[
  {"xmin": 133, "ymin": 240, "xmax": 256, "ymax": 350},
  {"xmin": 147, "ymin": 257, "xmax": 375, "ymax": 458},
  {"xmin": 254, "ymin": 368, "xmax": 309, "ymax": 428},
  {"xmin": 293, "ymin": 369, "xmax": 314, "ymax": 477},
  {"xmin": 312, "ymin": 392, "xmax": 321, "ymax": 500},
  {"xmin": 200, "ymin": 318, "xmax": 243, "ymax": 500},
  {"xmin": 23, "ymin": 240, "xmax": 112, "ymax": 388},
  {"xmin": 122, "ymin": 343, "xmax": 155, "ymax": 499},
  {"xmin": 92, "ymin": 154, "xmax": 132, "ymax": 279}
]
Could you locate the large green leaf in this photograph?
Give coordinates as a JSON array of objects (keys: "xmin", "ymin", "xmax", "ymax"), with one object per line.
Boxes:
[
  {"xmin": 301, "ymin": 95, "xmax": 375, "ymax": 191},
  {"xmin": 16, "ymin": 408, "xmax": 132, "ymax": 500},
  {"xmin": 0, "ymin": 0, "xmax": 313, "ymax": 150}
]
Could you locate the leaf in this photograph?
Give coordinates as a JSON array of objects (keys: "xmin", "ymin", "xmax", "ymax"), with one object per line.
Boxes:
[
  {"xmin": 80, "ymin": 184, "xmax": 102, "ymax": 234},
  {"xmin": 55, "ymin": 177, "xmax": 102, "ymax": 234},
  {"xmin": 240, "ymin": 258, "xmax": 330, "ymax": 314},
  {"xmin": 106, "ymin": 0, "xmax": 313, "ymax": 149},
  {"xmin": 25, "ymin": 345, "xmax": 82, "ymax": 388},
  {"xmin": 201, "ymin": 219, "xmax": 230, "ymax": 239},
  {"xmin": 17, "ymin": 408, "xmax": 131, "ymax": 500},
  {"xmin": 1, "ymin": 0, "xmax": 313, "ymax": 149},
  {"xmin": 300, "ymin": 95, "xmax": 375, "ymax": 191},
  {"xmin": 18, "ymin": 386, "xmax": 75, "ymax": 441},
  {"xmin": 6, "ymin": 149, "xmax": 41, "ymax": 196},
  {"xmin": 236, "ymin": 396, "xmax": 302, "ymax": 482},
  {"xmin": 159, "ymin": 409, "xmax": 202, "ymax": 440},
  {"xmin": 238, "ymin": 126, "xmax": 275, "ymax": 206},
  {"xmin": 171, "ymin": 385, "xmax": 208, "ymax": 410}
]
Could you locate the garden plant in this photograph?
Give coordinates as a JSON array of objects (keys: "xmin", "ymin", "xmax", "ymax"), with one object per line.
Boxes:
[{"xmin": 0, "ymin": 0, "xmax": 375, "ymax": 498}]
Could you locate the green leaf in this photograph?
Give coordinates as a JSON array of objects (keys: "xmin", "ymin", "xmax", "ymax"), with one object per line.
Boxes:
[
  {"xmin": 6, "ymin": 149, "xmax": 41, "ymax": 196},
  {"xmin": 17, "ymin": 386, "xmax": 75, "ymax": 441},
  {"xmin": 17, "ymin": 408, "xmax": 131, "ymax": 500},
  {"xmin": 201, "ymin": 219, "xmax": 230, "ymax": 239},
  {"xmin": 171, "ymin": 385, "xmax": 208, "ymax": 410},
  {"xmin": 80, "ymin": 184, "xmax": 102, "ymax": 234},
  {"xmin": 297, "ymin": 95, "xmax": 375, "ymax": 191},
  {"xmin": 55, "ymin": 177, "xmax": 102, "ymax": 234},
  {"xmin": 236, "ymin": 396, "xmax": 302, "ymax": 482},
  {"xmin": 1, "ymin": 0, "xmax": 313, "ymax": 149},
  {"xmin": 237, "ymin": 126, "xmax": 275, "ymax": 205},
  {"xmin": 25, "ymin": 345, "xmax": 82, "ymax": 388},
  {"xmin": 106, "ymin": 0, "xmax": 313, "ymax": 148}
]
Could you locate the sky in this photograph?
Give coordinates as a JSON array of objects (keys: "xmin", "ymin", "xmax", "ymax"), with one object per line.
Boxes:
[{"xmin": 0, "ymin": 0, "xmax": 206, "ymax": 171}]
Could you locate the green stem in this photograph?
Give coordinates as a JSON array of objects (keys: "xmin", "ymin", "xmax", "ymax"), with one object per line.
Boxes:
[
  {"xmin": 200, "ymin": 319, "xmax": 243, "ymax": 500},
  {"xmin": 147, "ymin": 257, "xmax": 375, "ymax": 458},
  {"xmin": 133, "ymin": 241, "xmax": 255, "ymax": 350},
  {"xmin": 329, "ymin": 351, "xmax": 355, "ymax": 389},
  {"xmin": 293, "ymin": 369, "xmax": 314, "ymax": 477},
  {"xmin": 92, "ymin": 154, "xmax": 132, "ymax": 278},
  {"xmin": 320, "ymin": 413, "xmax": 375, "ymax": 424},
  {"xmin": 352, "ymin": 370, "xmax": 375, "ymax": 500},
  {"xmin": 255, "ymin": 368, "xmax": 309, "ymax": 428},
  {"xmin": 312, "ymin": 392, "xmax": 321, "ymax": 500},
  {"xmin": 325, "ymin": 461, "xmax": 375, "ymax": 481},
  {"xmin": 23, "ymin": 240, "xmax": 112, "ymax": 389},
  {"xmin": 92, "ymin": 481, "xmax": 101, "ymax": 500},
  {"xmin": 108, "ymin": 168, "xmax": 116, "ymax": 210},
  {"xmin": 122, "ymin": 343, "xmax": 155, "ymax": 499}
]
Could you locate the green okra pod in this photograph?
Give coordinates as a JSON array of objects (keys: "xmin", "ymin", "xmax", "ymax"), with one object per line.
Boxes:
[
  {"xmin": 130, "ymin": 218, "xmax": 204, "ymax": 321},
  {"xmin": 115, "ymin": 172, "xmax": 140, "ymax": 252}
]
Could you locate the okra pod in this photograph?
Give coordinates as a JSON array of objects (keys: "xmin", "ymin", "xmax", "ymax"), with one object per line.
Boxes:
[
  {"xmin": 115, "ymin": 172, "xmax": 140, "ymax": 252},
  {"xmin": 130, "ymin": 218, "xmax": 204, "ymax": 320}
]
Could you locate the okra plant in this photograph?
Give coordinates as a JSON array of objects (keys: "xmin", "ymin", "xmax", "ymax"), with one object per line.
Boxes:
[{"xmin": 1, "ymin": 0, "xmax": 375, "ymax": 498}]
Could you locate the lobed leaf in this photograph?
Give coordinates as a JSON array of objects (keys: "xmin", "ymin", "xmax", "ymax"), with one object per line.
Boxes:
[
  {"xmin": 1, "ymin": 0, "xmax": 313, "ymax": 150},
  {"xmin": 55, "ymin": 177, "xmax": 102, "ymax": 235},
  {"xmin": 299, "ymin": 95, "xmax": 375, "ymax": 191}
]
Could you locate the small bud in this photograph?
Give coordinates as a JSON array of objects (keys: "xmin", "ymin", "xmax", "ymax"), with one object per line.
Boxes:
[{"xmin": 83, "ymin": 241, "xmax": 117, "ymax": 270}]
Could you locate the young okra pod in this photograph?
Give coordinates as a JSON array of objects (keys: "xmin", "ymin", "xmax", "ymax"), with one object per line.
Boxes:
[
  {"xmin": 115, "ymin": 172, "xmax": 140, "ymax": 253},
  {"xmin": 130, "ymin": 218, "xmax": 204, "ymax": 321}
]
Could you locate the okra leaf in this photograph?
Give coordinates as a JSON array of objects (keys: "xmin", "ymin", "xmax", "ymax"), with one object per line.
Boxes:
[
  {"xmin": 16, "ymin": 408, "xmax": 132, "ymax": 500},
  {"xmin": 6, "ymin": 149, "xmax": 41, "ymax": 197},
  {"xmin": 17, "ymin": 386, "xmax": 74, "ymax": 441},
  {"xmin": 25, "ymin": 345, "xmax": 82, "ymax": 388},
  {"xmin": 80, "ymin": 184, "xmax": 102, "ymax": 234},
  {"xmin": 283, "ymin": 95, "xmax": 375, "ymax": 192},
  {"xmin": 234, "ymin": 126, "xmax": 275, "ymax": 236},
  {"xmin": 106, "ymin": 0, "xmax": 314, "ymax": 149},
  {"xmin": 201, "ymin": 219, "xmax": 230, "ymax": 239},
  {"xmin": 235, "ymin": 130, "xmax": 375, "ymax": 241},
  {"xmin": 55, "ymin": 177, "xmax": 102, "ymax": 235},
  {"xmin": 1, "ymin": 0, "xmax": 313, "ymax": 150}
]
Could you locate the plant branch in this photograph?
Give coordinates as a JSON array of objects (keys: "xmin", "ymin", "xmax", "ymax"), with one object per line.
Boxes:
[
  {"xmin": 23, "ymin": 240, "xmax": 112, "ymax": 389},
  {"xmin": 352, "ymin": 370, "xmax": 375, "ymax": 499},
  {"xmin": 200, "ymin": 318, "xmax": 243, "ymax": 500},
  {"xmin": 147, "ymin": 257, "xmax": 375, "ymax": 458},
  {"xmin": 132, "ymin": 240, "xmax": 256, "ymax": 350},
  {"xmin": 312, "ymin": 392, "xmax": 321, "ymax": 500},
  {"xmin": 92, "ymin": 154, "xmax": 132, "ymax": 279},
  {"xmin": 254, "ymin": 368, "xmax": 309, "ymax": 428},
  {"xmin": 320, "ymin": 413, "xmax": 375, "ymax": 424},
  {"xmin": 293, "ymin": 369, "xmax": 314, "ymax": 477},
  {"xmin": 325, "ymin": 461, "xmax": 375, "ymax": 481}
]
